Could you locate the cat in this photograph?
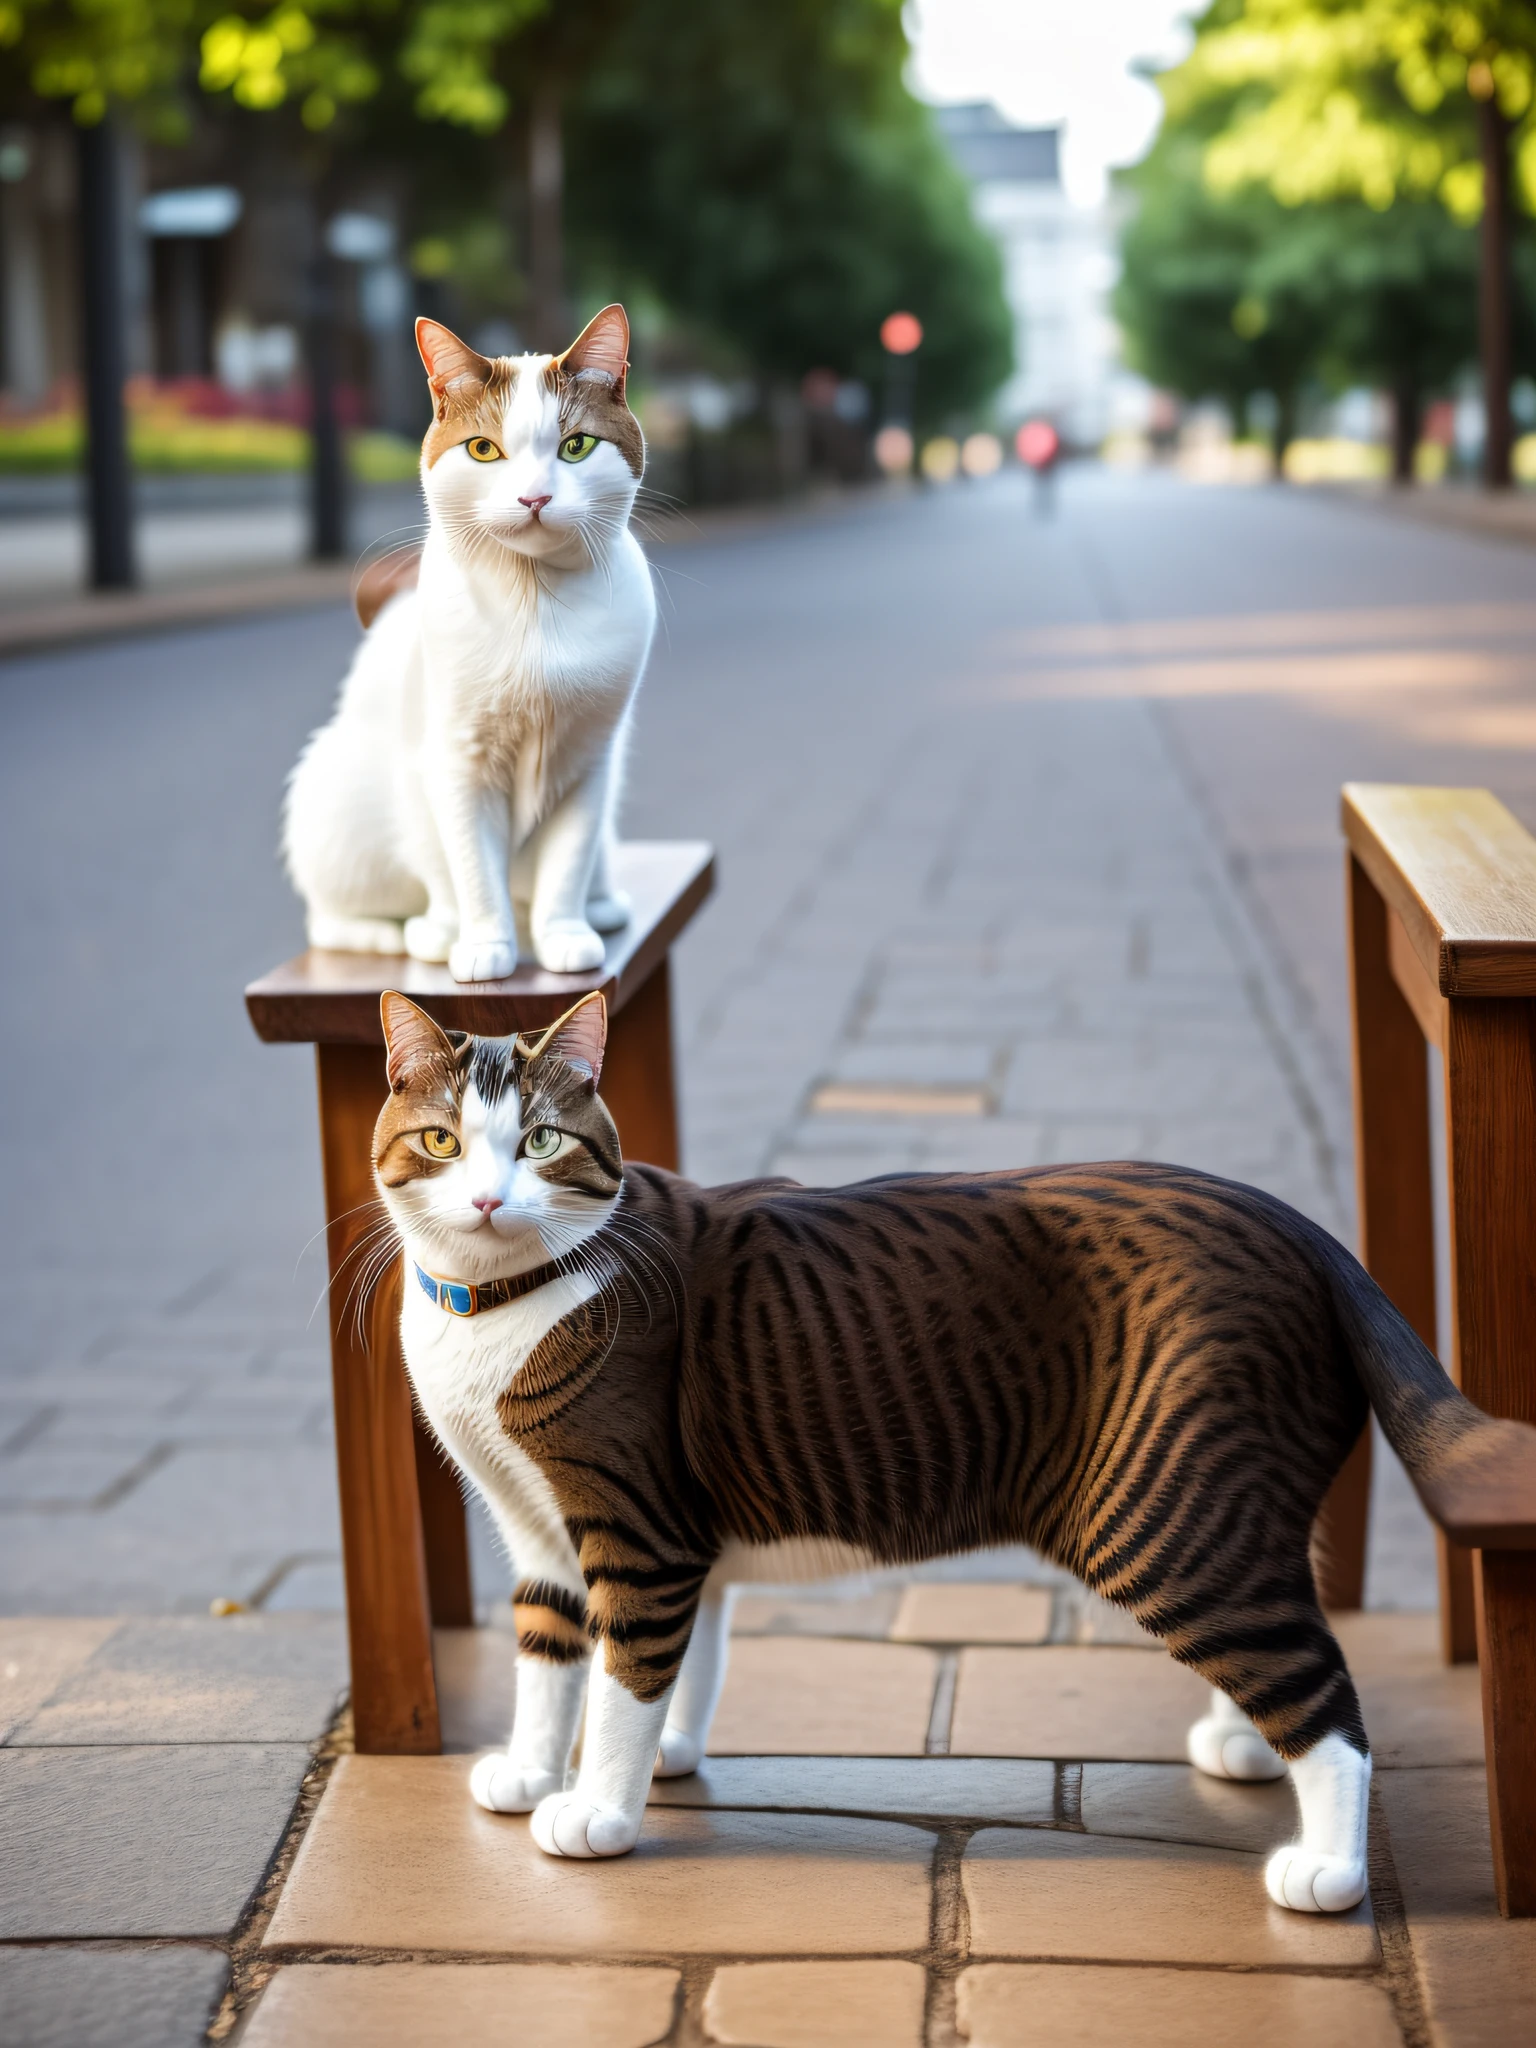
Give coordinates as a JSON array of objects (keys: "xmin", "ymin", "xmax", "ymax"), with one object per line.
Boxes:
[
  {"xmin": 283, "ymin": 304, "xmax": 655, "ymax": 983},
  {"xmin": 369, "ymin": 987, "xmax": 1536, "ymax": 1910}
]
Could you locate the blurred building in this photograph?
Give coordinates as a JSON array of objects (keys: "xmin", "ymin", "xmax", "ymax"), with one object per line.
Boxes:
[
  {"xmin": 934, "ymin": 103, "xmax": 1125, "ymax": 448},
  {"xmin": 0, "ymin": 119, "xmax": 420, "ymax": 434}
]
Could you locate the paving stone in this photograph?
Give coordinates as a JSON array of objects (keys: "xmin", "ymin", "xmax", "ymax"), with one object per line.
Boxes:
[
  {"xmin": 0, "ymin": 1946, "xmax": 230, "ymax": 2048},
  {"xmin": 0, "ymin": 1743, "xmax": 311, "ymax": 1935},
  {"xmin": 962, "ymin": 1828, "xmax": 1378, "ymax": 1967},
  {"xmin": 265, "ymin": 1756, "xmax": 935, "ymax": 1956},
  {"xmin": 955, "ymin": 1963, "xmax": 1403, "ymax": 2048},
  {"xmin": 703, "ymin": 1961, "xmax": 926, "ymax": 2047},
  {"xmin": 709, "ymin": 1636, "xmax": 938, "ymax": 1755},
  {"xmin": 0, "ymin": 1617, "xmax": 120, "ymax": 1741},
  {"xmin": 890, "ymin": 1583, "xmax": 1051, "ymax": 1645},
  {"xmin": 730, "ymin": 1588, "xmax": 903, "ymax": 1639},
  {"xmin": 434, "ymin": 1626, "xmax": 517, "ymax": 1755},
  {"xmin": 10, "ymin": 1614, "xmax": 345, "ymax": 1743},
  {"xmin": 1080, "ymin": 1762, "xmax": 1297, "ymax": 1853},
  {"xmin": 242, "ymin": 1963, "xmax": 680, "ymax": 2047},
  {"xmin": 649, "ymin": 1756, "xmax": 1054, "ymax": 1824},
  {"xmin": 1377, "ymin": 1765, "xmax": 1536, "ymax": 2047},
  {"xmin": 263, "ymin": 1556, "xmax": 345, "ymax": 1611},
  {"xmin": 1333, "ymin": 1610, "xmax": 1484, "ymax": 1766},
  {"xmin": 1056, "ymin": 1587, "xmax": 1161, "ymax": 1646},
  {"xmin": 950, "ymin": 1647, "xmax": 1207, "ymax": 1760},
  {"xmin": 0, "ymin": 1447, "xmax": 164, "ymax": 1507}
]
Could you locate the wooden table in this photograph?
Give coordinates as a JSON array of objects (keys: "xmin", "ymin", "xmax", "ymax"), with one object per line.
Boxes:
[
  {"xmin": 246, "ymin": 841, "xmax": 713, "ymax": 1754},
  {"xmin": 1321, "ymin": 786, "xmax": 1536, "ymax": 1914}
]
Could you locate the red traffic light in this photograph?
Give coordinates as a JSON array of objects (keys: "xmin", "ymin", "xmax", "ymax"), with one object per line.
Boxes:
[{"xmin": 880, "ymin": 312, "xmax": 923, "ymax": 356}]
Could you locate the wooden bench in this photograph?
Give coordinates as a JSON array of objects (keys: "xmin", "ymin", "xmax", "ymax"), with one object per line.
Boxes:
[
  {"xmin": 1318, "ymin": 786, "xmax": 1536, "ymax": 1914},
  {"xmin": 245, "ymin": 841, "xmax": 713, "ymax": 1756}
]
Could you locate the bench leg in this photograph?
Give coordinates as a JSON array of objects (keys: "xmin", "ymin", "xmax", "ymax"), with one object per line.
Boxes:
[
  {"xmin": 1324, "ymin": 855, "xmax": 1441, "ymax": 1616},
  {"xmin": 1476, "ymin": 1550, "xmax": 1536, "ymax": 1916},
  {"xmin": 413, "ymin": 1408, "xmax": 474, "ymax": 1627},
  {"xmin": 316, "ymin": 1043, "xmax": 441, "ymax": 1754},
  {"xmin": 603, "ymin": 956, "xmax": 681, "ymax": 1170},
  {"xmin": 1444, "ymin": 997, "xmax": 1536, "ymax": 1913}
]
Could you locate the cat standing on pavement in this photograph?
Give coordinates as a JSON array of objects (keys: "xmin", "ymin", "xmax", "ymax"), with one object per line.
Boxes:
[
  {"xmin": 284, "ymin": 304, "xmax": 654, "ymax": 983},
  {"xmin": 368, "ymin": 988, "xmax": 1536, "ymax": 1915}
]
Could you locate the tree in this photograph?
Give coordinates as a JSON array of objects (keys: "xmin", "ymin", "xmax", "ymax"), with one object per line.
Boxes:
[
  {"xmin": 1163, "ymin": 0, "xmax": 1536, "ymax": 486},
  {"xmin": 1116, "ymin": 105, "xmax": 1332, "ymax": 457},
  {"xmin": 564, "ymin": 0, "xmax": 1012, "ymax": 422}
]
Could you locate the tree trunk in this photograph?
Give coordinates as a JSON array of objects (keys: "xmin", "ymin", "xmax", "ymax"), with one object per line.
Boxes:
[
  {"xmin": 1273, "ymin": 386, "xmax": 1298, "ymax": 478},
  {"xmin": 305, "ymin": 220, "xmax": 346, "ymax": 562},
  {"xmin": 1392, "ymin": 374, "xmax": 1421, "ymax": 485},
  {"xmin": 76, "ymin": 118, "xmax": 135, "ymax": 590},
  {"xmin": 528, "ymin": 82, "xmax": 565, "ymax": 350},
  {"xmin": 1478, "ymin": 94, "xmax": 1514, "ymax": 490}
]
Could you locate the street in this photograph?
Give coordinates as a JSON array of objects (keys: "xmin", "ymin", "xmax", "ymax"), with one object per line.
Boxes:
[{"xmin": 3, "ymin": 466, "xmax": 1532, "ymax": 1615}]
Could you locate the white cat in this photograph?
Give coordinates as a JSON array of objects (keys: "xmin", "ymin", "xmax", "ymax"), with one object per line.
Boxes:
[{"xmin": 284, "ymin": 304, "xmax": 656, "ymax": 982}]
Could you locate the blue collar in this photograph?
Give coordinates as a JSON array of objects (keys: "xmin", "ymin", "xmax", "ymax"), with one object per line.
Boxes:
[{"xmin": 413, "ymin": 1258, "xmax": 567, "ymax": 1317}]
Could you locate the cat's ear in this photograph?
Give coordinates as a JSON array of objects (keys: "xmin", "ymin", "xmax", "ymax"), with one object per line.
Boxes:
[
  {"xmin": 558, "ymin": 305, "xmax": 630, "ymax": 399},
  {"xmin": 518, "ymin": 992, "xmax": 607, "ymax": 1088},
  {"xmin": 380, "ymin": 992, "xmax": 459, "ymax": 1091},
  {"xmin": 415, "ymin": 319, "xmax": 493, "ymax": 416}
]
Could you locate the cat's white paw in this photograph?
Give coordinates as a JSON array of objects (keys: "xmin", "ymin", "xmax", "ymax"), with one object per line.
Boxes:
[
  {"xmin": 654, "ymin": 1727, "xmax": 704, "ymax": 1778},
  {"xmin": 533, "ymin": 919, "xmax": 606, "ymax": 974},
  {"xmin": 1265, "ymin": 1845, "xmax": 1368, "ymax": 1913},
  {"xmin": 469, "ymin": 1755, "xmax": 563, "ymax": 1814},
  {"xmin": 449, "ymin": 936, "xmax": 517, "ymax": 983},
  {"xmin": 404, "ymin": 913, "xmax": 457, "ymax": 964},
  {"xmin": 530, "ymin": 1791, "xmax": 642, "ymax": 1858},
  {"xmin": 586, "ymin": 889, "xmax": 632, "ymax": 934},
  {"xmin": 308, "ymin": 912, "xmax": 406, "ymax": 955},
  {"xmin": 1188, "ymin": 1715, "xmax": 1288, "ymax": 1782}
]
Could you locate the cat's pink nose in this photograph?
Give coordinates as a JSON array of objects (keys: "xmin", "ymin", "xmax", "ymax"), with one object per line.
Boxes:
[
  {"xmin": 519, "ymin": 494, "xmax": 552, "ymax": 514},
  {"xmin": 472, "ymin": 1195, "xmax": 503, "ymax": 1216}
]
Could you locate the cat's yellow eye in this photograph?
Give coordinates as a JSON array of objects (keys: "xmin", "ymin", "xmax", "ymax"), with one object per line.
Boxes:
[
  {"xmin": 465, "ymin": 437, "xmax": 503, "ymax": 463},
  {"xmin": 558, "ymin": 432, "xmax": 599, "ymax": 463},
  {"xmin": 422, "ymin": 1128, "xmax": 460, "ymax": 1158},
  {"xmin": 523, "ymin": 1126, "xmax": 564, "ymax": 1160}
]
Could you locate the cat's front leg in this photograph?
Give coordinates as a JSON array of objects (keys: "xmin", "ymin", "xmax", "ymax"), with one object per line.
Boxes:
[
  {"xmin": 530, "ymin": 1658, "xmax": 673, "ymax": 1857},
  {"xmin": 470, "ymin": 1576, "xmax": 590, "ymax": 1812},
  {"xmin": 527, "ymin": 766, "xmax": 610, "ymax": 974},
  {"xmin": 423, "ymin": 752, "xmax": 517, "ymax": 983}
]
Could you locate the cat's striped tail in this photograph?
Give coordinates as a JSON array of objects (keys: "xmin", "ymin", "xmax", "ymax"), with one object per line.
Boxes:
[{"xmin": 1314, "ymin": 1222, "xmax": 1536, "ymax": 1542}]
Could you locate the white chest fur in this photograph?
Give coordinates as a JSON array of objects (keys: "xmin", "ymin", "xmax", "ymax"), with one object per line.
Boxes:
[{"xmin": 400, "ymin": 1271, "xmax": 597, "ymax": 1581}]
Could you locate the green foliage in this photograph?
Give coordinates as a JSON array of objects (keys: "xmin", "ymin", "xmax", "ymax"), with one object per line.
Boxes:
[
  {"xmin": 565, "ymin": 0, "xmax": 1012, "ymax": 420},
  {"xmin": 1, "ymin": 0, "xmax": 1011, "ymax": 420},
  {"xmin": 1115, "ymin": 1, "xmax": 1488, "ymax": 434}
]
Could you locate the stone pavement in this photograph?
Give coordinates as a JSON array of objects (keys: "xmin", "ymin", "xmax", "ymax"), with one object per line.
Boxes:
[
  {"xmin": 5, "ymin": 1588, "xmax": 1525, "ymax": 2045},
  {"xmin": 6, "ymin": 468, "xmax": 1536, "ymax": 2039}
]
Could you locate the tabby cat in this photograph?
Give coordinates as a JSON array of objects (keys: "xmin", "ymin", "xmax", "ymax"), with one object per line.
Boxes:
[{"xmin": 371, "ymin": 988, "xmax": 1536, "ymax": 1913}]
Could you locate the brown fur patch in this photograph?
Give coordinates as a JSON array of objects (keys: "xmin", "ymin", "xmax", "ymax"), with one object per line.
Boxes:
[
  {"xmin": 375, "ymin": 994, "xmax": 467, "ymax": 1186},
  {"xmin": 355, "ymin": 546, "xmax": 422, "ymax": 630}
]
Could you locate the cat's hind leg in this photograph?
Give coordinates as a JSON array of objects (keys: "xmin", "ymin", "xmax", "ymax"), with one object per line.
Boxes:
[
  {"xmin": 1187, "ymin": 1687, "xmax": 1287, "ymax": 1782},
  {"xmin": 1265, "ymin": 1732, "xmax": 1371, "ymax": 1913},
  {"xmin": 654, "ymin": 1587, "xmax": 731, "ymax": 1777},
  {"xmin": 307, "ymin": 911, "xmax": 407, "ymax": 954}
]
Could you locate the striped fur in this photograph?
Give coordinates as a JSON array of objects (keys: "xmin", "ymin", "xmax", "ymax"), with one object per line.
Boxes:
[
  {"xmin": 512, "ymin": 1578, "xmax": 590, "ymax": 1664},
  {"xmin": 379, "ymin": 1015, "xmax": 1536, "ymax": 1784}
]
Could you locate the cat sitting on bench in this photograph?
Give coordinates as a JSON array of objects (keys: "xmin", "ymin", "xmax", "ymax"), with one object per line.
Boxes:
[
  {"xmin": 368, "ymin": 988, "xmax": 1536, "ymax": 1912},
  {"xmin": 284, "ymin": 304, "xmax": 654, "ymax": 982}
]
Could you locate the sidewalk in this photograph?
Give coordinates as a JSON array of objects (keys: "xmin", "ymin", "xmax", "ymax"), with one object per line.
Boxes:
[
  {"xmin": 3, "ymin": 1589, "xmax": 1526, "ymax": 2046},
  {"xmin": 7, "ymin": 470, "xmax": 1536, "ymax": 2042}
]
